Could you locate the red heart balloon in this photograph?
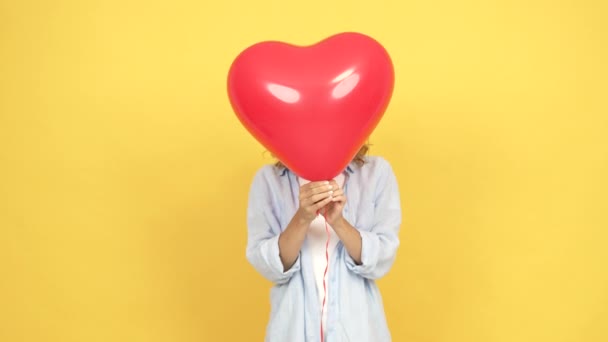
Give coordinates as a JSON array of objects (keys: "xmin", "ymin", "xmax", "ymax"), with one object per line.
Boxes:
[{"xmin": 228, "ymin": 32, "xmax": 394, "ymax": 181}]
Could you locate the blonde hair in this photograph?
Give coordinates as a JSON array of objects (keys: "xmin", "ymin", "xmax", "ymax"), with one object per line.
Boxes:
[{"xmin": 274, "ymin": 143, "xmax": 370, "ymax": 169}]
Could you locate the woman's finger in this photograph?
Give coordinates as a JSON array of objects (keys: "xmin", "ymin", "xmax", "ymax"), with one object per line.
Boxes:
[
  {"xmin": 302, "ymin": 181, "xmax": 331, "ymax": 192},
  {"xmin": 302, "ymin": 183, "xmax": 334, "ymax": 198},
  {"xmin": 331, "ymin": 194, "xmax": 346, "ymax": 203},
  {"xmin": 313, "ymin": 196, "xmax": 334, "ymax": 211},
  {"xmin": 309, "ymin": 190, "xmax": 333, "ymax": 205},
  {"xmin": 331, "ymin": 189, "xmax": 344, "ymax": 197}
]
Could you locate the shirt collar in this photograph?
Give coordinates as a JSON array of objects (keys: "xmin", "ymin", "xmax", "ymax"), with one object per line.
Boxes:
[{"xmin": 278, "ymin": 163, "xmax": 355, "ymax": 177}]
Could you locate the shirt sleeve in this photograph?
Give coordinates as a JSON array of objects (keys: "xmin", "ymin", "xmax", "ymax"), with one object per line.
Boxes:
[
  {"xmin": 345, "ymin": 158, "xmax": 402, "ymax": 279},
  {"xmin": 245, "ymin": 168, "xmax": 301, "ymax": 285}
]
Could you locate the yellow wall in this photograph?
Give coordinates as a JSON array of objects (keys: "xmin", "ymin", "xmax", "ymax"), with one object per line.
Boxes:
[{"xmin": 1, "ymin": 1, "xmax": 607, "ymax": 341}]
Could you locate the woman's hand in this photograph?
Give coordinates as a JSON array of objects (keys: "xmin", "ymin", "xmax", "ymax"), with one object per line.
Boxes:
[
  {"xmin": 296, "ymin": 181, "xmax": 335, "ymax": 223},
  {"xmin": 278, "ymin": 181, "xmax": 334, "ymax": 271},
  {"xmin": 323, "ymin": 179, "xmax": 346, "ymax": 226},
  {"xmin": 322, "ymin": 180, "xmax": 362, "ymax": 265}
]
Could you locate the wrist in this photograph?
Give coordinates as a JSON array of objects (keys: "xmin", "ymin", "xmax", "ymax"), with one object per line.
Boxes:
[
  {"xmin": 330, "ymin": 215, "xmax": 349, "ymax": 231},
  {"xmin": 294, "ymin": 209, "xmax": 314, "ymax": 227}
]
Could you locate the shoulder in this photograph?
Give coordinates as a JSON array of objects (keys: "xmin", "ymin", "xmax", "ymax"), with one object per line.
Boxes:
[
  {"xmin": 358, "ymin": 155, "xmax": 395, "ymax": 176},
  {"xmin": 253, "ymin": 163, "xmax": 281, "ymax": 178},
  {"xmin": 249, "ymin": 163, "xmax": 286, "ymax": 193},
  {"xmin": 354, "ymin": 155, "xmax": 399, "ymax": 193}
]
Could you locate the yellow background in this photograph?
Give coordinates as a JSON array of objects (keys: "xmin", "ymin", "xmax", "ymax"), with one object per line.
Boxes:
[{"xmin": 1, "ymin": 0, "xmax": 607, "ymax": 341}]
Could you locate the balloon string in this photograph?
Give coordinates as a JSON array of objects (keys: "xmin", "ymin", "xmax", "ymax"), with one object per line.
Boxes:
[{"xmin": 320, "ymin": 207, "xmax": 330, "ymax": 342}]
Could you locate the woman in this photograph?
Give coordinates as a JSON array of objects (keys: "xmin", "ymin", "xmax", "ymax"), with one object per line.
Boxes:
[{"xmin": 246, "ymin": 145, "xmax": 402, "ymax": 341}]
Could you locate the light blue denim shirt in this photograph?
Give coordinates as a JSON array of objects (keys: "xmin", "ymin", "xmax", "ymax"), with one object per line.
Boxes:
[{"xmin": 246, "ymin": 156, "xmax": 402, "ymax": 342}]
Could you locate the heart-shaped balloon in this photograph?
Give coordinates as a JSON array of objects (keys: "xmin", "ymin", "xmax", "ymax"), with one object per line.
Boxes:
[{"xmin": 228, "ymin": 32, "xmax": 394, "ymax": 181}]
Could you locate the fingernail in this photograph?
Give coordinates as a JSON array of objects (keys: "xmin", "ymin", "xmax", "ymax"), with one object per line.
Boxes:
[
  {"xmin": 329, "ymin": 190, "xmax": 333, "ymax": 195},
  {"xmin": 328, "ymin": 185, "xmax": 333, "ymax": 190},
  {"xmin": 325, "ymin": 181, "xmax": 330, "ymax": 184}
]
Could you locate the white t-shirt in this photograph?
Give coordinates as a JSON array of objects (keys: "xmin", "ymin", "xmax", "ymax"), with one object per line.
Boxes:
[{"xmin": 298, "ymin": 173, "xmax": 345, "ymax": 335}]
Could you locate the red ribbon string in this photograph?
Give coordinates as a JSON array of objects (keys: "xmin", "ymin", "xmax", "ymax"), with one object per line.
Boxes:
[{"xmin": 320, "ymin": 208, "xmax": 330, "ymax": 342}]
